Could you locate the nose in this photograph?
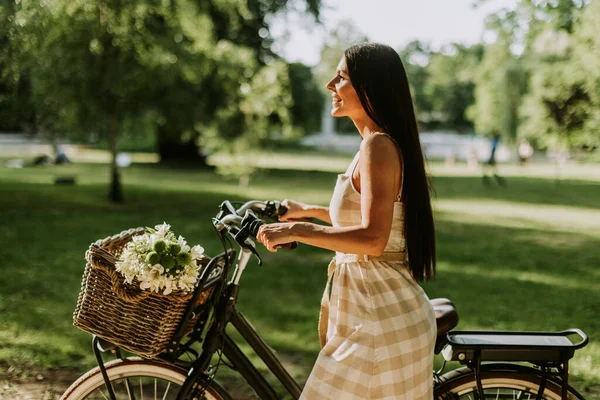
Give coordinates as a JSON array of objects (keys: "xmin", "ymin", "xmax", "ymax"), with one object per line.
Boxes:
[{"xmin": 326, "ymin": 77, "xmax": 336, "ymax": 92}]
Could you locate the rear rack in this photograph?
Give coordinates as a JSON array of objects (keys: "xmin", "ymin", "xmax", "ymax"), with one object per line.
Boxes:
[
  {"xmin": 442, "ymin": 329, "xmax": 588, "ymax": 364},
  {"xmin": 441, "ymin": 329, "xmax": 588, "ymax": 400}
]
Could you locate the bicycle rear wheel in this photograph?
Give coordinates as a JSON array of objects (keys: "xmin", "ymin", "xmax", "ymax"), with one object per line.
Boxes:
[
  {"xmin": 435, "ymin": 365, "xmax": 583, "ymax": 400},
  {"xmin": 61, "ymin": 358, "xmax": 232, "ymax": 400}
]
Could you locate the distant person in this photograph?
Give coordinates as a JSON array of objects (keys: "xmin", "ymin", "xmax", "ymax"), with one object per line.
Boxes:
[
  {"xmin": 55, "ymin": 145, "xmax": 72, "ymax": 165},
  {"xmin": 518, "ymin": 139, "xmax": 534, "ymax": 167},
  {"xmin": 467, "ymin": 142, "xmax": 479, "ymax": 170},
  {"xmin": 482, "ymin": 132, "xmax": 506, "ymax": 186},
  {"xmin": 257, "ymin": 43, "xmax": 436, "ymax": 399}
]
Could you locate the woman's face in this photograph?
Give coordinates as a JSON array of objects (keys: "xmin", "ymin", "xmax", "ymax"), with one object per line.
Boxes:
[{"xmin": 326, "ymin": 57, "xmax": 363, "ymax": 118}]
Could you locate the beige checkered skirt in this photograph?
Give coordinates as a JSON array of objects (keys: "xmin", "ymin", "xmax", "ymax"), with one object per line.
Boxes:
[{"xmin": 300, "ymin": 252, "xmax": 436, "ymax": 399}]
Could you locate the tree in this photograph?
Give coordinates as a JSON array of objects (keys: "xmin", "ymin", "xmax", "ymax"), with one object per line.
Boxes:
[
  {"xmin": 398, "ymin": 40, "xmax": 433, "ymax": 128},
  {"xmin": 10, "ymin": 0, "xmax": 320, "ymax": 202},
  {"xmin": 519, "ymin": 1, "xmax": 600, "ymax": 150},
  {"xmin": 468, "ymin": 43, "xmax": 527, "ymax": 142},
  {"xmin": 467, "ymin": 8, "xmax": 527, "ymax": 143},
  {"xmin": 0, "ymin": 1, "xmax": 35, "ymax": 132},
  {"xmin": 287, "ymin": 62, "xmax": 324, "ymax": 136},
  {"xmin": 152, "ymin": 0, "xmax": 321, "ymax": 162},
  {"xmin": 424, "ymin": 43, "xmax": 484, "ymax": 132}
]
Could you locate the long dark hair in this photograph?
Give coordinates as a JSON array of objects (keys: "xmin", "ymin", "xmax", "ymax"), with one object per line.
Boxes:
[{"xmin": 345, "ymin": 42, "xmax": 436, "ymax": 282}]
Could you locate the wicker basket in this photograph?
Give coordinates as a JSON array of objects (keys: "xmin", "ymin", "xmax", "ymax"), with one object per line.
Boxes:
[{"xmin": 73, "ymin": 227, "xmax": 212, "ymax": 358}]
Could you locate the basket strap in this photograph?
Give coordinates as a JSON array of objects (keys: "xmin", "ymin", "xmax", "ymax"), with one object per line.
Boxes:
[{"xmin": 107, "ymin": 267, "xmax": 153, "ymax": 302}]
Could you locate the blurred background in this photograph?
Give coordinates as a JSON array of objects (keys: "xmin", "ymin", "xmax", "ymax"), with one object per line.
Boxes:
[{"xmin": 0, "ymin": 0, "xmax": 599, "ymax": 398}]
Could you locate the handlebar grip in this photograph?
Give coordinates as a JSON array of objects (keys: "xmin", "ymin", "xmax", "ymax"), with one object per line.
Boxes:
[
  {"xmin": 274, "ymin": 242, "xmax": 298, "ymax": 251},
  {"xmin": 276, "ymin": 204, "xmax": 289, "ymax": 218},
  {"xmin": 245, "ymin": 208, "xmax": 298, "ymax": 251},
  {"xmin": 276, "ymin": 204, "xmax": 311, "ymax": 222}
]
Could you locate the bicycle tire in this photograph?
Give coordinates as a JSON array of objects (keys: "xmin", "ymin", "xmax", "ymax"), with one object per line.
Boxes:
[
  {"xmin": 61, "ymin": 357, "xmax": 233, "ymax": 400},
  {"xmin": 435, "ymin": 365, "xmax": 584, "ymax": 400}
]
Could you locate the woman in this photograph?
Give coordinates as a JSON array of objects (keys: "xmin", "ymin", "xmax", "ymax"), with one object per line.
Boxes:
[{"xmin": 257, "ymin": 43, "xmax": 437, "ymax": 399}]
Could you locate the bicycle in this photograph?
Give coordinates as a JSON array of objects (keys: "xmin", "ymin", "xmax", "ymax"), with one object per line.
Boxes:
[{"xmin": 62, "ymin": 199, "xmax": 590, "ymax": 400}]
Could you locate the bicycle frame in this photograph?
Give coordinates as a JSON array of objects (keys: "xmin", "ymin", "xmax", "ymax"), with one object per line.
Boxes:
[
  {"xmin": 167, "ymin": 245, "xmax": 302, "ymax": 400},
  {"xmin": 222, "ymin": 309, "xmax": 302, "ymax": 399}
]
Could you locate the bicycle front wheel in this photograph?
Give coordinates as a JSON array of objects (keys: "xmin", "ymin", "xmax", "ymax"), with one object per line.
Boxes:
[
  {"xmin": 61, "ymin": 358, "xmax": 232, "ymax": 400},
  {"xmin": 436, "ymin": 366, "xmax": 583, "ymax": 400}
]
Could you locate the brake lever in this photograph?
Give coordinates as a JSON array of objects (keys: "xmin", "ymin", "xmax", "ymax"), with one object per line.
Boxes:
[
  {"xmin": 242, "ymin": 236, "xmax": 263, "ymax": 266},
  {"xmin": 234, "ymin": 210, "xmax": 266, "ymax": 265}
]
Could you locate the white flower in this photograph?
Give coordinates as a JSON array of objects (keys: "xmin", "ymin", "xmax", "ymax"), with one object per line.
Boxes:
[
  {"xmin": 148, "ymin": 264, "xmax": 164, "ymax": 279},
  {"xmin": 177, "ymin": 236, "xmax": 191, "ymax": 253},
  {"xmin": 190, "ymin": 245, "xmax": 205, "ymax": 260},
  {"xmin": 155, "ymin": 222, "xmax": 171, "ymax": 237},
  {"xmin": 123, "ymin": 272, "xmax": 137, "ymax": 284},
  {"xmin": 115, "ymin": 223, "xmax": 204, "ymax": 295},
  {"xmin": 163, "ymin": 279, "xmax": 178, "ymax": 295},
  {"xmin": 179, "ymin": 273, "xmax": 197, "ymax": 290}
]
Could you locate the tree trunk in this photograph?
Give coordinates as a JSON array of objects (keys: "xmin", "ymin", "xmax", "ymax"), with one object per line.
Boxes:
[
  {"xmin": 157, "ymin": 125, "xmax": 209, "ymax": 166},
  {"xmin": 108, "ymin": 111, "xmax": 124, "ymax": 203}
]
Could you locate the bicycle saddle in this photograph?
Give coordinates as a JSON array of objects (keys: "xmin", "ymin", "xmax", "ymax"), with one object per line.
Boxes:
[{"xmin": 430, "ymin": 298, "xmax": 459, "ymax": 353}]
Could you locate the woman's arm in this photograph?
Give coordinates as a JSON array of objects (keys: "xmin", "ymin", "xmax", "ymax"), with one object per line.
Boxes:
[
  {"xmin": 280, "ymin": 200, "xmax": 332, "ymax": 224},
  {"xmin": 258, "ymin": 134, "xmax": 401, "ymax": 255}
]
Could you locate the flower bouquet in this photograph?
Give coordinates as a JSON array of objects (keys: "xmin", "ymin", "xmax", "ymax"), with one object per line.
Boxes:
[
  {"xmin": 73, "ymin": 225, "xmax": 212, "ymax": 358},
  {"xmin": 116, "ymin": 223, "xmax": 206, "ymax": 295}
]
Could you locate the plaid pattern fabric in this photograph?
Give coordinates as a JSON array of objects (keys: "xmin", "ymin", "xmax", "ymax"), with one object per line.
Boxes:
[{"xmin": 301, "ymin": 152, "xmax": 436, "ymax": 399}]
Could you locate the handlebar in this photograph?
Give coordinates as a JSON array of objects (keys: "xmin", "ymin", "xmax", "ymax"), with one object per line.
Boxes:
[{"xmin": 213, "ymin": 200, "xmax": 298, "ymax": 258}]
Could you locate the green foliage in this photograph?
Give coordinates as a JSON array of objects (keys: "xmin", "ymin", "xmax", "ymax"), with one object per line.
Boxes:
[
  {"xmin": 424, "ymin": 44, "xmax": 484, "ymax": 132},
  {"xmin": 287, "ymin": 63, "xmax": 324, "ymax": 135},
  {"xmin": 2, "ymin": 0, "xmax": 322, "ymax": 194},
  {"xmin": 467, "ymin": 43, "xmax": 527, "ymax": 142},
  {"xmin": 0, "ymin": 1, "xmax": 35, "ymax": 132},
  {"xmin": 519, "ymin": 1, "xmax": 600, "ymax": 150},
  {"xmin": 398, "ymin": 40, "xmax": 433, "ymax": 127}
]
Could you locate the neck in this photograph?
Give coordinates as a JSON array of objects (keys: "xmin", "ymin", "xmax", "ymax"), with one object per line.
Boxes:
[{"xmin": 351, "ymin": 114, "xmax": 381, "ymax": 139}]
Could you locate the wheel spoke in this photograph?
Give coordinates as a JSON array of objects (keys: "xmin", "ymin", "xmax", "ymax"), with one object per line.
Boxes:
[
  {"xmin": 161, "ymin": 382, "xmax": 171, "ymax": 400},
  {"xmin": 124, "ymin": 378, "xmax": 134, "ymax": 400},
  {"xmin": 515, "ymin": 389, "xmax": 526, "ymax": 399}
]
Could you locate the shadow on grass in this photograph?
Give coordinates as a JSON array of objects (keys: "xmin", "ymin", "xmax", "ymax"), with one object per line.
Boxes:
[{"xmin": 426, "ymin": 217, "xmax": 599, "ymax": 326}]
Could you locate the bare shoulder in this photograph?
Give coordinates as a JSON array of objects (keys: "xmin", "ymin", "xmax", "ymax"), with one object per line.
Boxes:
[{"xmin": 360, "ymin": 133, "xmax": 400, "ymax": 167}]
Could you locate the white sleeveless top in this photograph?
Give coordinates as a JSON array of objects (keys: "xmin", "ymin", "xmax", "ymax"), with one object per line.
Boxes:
[{"xmin": 329, "ymin": 151, "xmax": 407, "ymax": 253}]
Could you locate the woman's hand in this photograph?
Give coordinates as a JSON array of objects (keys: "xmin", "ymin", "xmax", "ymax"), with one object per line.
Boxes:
[
  {"xmin": 257, "ymin": 222, "xmax": 297, "ymax": 252},
  {"xmin": 279, "ymin": 199, "xmax": 309, "ymax": 221}
]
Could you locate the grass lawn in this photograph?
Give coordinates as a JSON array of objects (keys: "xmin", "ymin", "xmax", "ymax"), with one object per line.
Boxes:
[{"xmin": 0, "ymin": 151, "xmax": 598, "ymax": 398}]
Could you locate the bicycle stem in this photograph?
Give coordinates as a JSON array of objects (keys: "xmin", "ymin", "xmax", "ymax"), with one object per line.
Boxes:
[{"xmin": 232, "ymin": 246, "xmax": 253, "ymax": 286}]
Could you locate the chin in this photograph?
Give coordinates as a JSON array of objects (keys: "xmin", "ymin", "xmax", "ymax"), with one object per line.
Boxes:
[{"xmin": 331, "ymin": 107, "xmax": 346, "ymax": 117}]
